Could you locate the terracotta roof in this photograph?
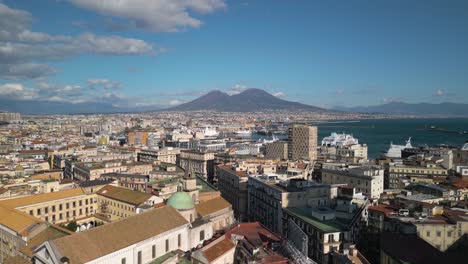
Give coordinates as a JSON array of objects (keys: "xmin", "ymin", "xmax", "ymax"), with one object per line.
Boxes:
[
  {"xmin": 202, "ymin": 238, "xmax": 235, "ymax": 262},
  {"xmin": 3, "ymin": 255, "xmax": 31, "ymax": 264},
  {"xmin": 97, "ymin": 185, "xmax": 152, "ymax": 206},
  {"xmin": 51, "ymin": 206, "xmax": 188, "ymax": 263},
  {"xmin": 195, "ymin": 197, "xmax": 231, "ymax": 217},
  {"xmin": 0, "ymin": 188, "xmax": 85, "ymax": 209},
  {"xmin": 20, "ymin": 225, "xmax": 71, "ymax": 257},
  {"xmin": 0, "ymin": 205, "xmax": 43, "ymax": 236},
  {"xmin": 368, "ymin": 204, "xmax": 399, "ymax": 216},
  {"xmin": 0, "ymin": 187, "xmax": 8, "ymax": 195}
]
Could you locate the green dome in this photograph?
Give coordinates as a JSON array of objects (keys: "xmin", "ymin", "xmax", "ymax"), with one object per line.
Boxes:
[{"xmin": 167, "ymin": 192, "xmax": 195, "ymax": 210}]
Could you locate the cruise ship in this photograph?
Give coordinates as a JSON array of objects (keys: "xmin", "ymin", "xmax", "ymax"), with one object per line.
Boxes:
[
  {"xmin": 201, "ymin": 127, "xmax": 219, "ymax": 137},
  {"xmin": 385, "ymin": 137, "xmax": 413, "ymax": 158},
  {"xmin": 321, "ymin": 132, "xmax": 359, "ymax": 147},
  {"xmin": 234, "ymin": 130, "xmax": 252, "ymax": 136}
]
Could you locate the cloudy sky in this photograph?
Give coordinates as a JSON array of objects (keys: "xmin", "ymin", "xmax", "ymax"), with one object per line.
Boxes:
[{"xmin": 1, "ymin": 0, "xmax": 467, "ymax": 108}]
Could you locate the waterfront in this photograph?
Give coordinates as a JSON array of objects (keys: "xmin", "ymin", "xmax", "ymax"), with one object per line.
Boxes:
[{"xmin": 255, "ymin": 118, "xmax": 468, "ymax": 158}]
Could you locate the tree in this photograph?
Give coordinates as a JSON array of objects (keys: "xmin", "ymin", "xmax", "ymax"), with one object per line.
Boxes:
[{"xmin": 62, "ymin": 221, "xmax": 78, "ymax": 232}]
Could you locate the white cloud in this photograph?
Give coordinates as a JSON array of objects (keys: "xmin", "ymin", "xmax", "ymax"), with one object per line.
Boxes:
[
  {"xmin": 87, "ymin": 78, "xmax": 121, "ymax": 89},
  {"xmin": 273, "ymin": 92, "xmax": 286, "ymax": 97},
  {"xmin": 383, "ymin": 97, "xmax": 402, "ymax": 103},
  {"xmin": 0, "ymin": 3, "xmax": 155, "ymax": 80},
  {"xmin": 227, "ymin": 84, "xmax": 249, "ymax": 95},
  {"xmin": 69, "ymin": 0, "xmax": 226, "ymax": 32},
  {"xmin": 0, "ymin": 83, "xmax": 38, "ymax": 100}
]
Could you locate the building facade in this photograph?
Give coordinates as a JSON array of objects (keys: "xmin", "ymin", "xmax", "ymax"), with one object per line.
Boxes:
[{"xmin": 288, "ymin": 124, "xmax": 318, "ymax": 161}]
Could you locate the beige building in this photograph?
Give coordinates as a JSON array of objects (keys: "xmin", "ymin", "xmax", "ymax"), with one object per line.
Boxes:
[
  {"xmin": 138, "ymin": 148, "xmax": 180, "ymax": 164},
  {"xmin": 217, "ymin": 164, "xmax": 249, "ymax": 221},
  {"xmin": 265, "ymin": 141, "xmax": 288, "ymax": 160},
  {"xmin": 248, "ymin": 176, "xmax": 333, "ymax": 235},
  {"xmin": 0, "ymin": 206, "xmax": 46, "ymax": 263},
  {"xmin": 387, "ymin": 163, "xmax": 448, "ymax": 189},
  {"xmin": 73, "ymin": 160, "xmax": 127, "ymax": 181},
  {"xmin": 96, "ymin": 185, "xmax": 163, "ymax": 221},
  {"xmin": 322, "ymin": 166, "xmax": 384, "ymax": 199},
  {"xmin": 414, "ymin": 209, "xmax": 468, "ymax": 251},
  {"xmin": 179, "ymin": 150, "xmax": 215, "ymax": 180},
  {"xmin": 0, "ymin": 188, "xmax": 98, "ymax": 225},
  {"xmin": 288, "ymin": 124, "xmax": 318, "ymax": 161},
  {"xmin": 336, "ymin": 144, "xmax": 368, "ymax": 160}
]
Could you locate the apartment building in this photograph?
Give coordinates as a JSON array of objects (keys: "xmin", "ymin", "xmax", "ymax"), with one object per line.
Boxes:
[
  {"xmin": 248, "ymin": 176, "xmax": 333, "ymax": 235},
  {"xmin": 322, "ymin": 166, "xmax": 384, "ymax": 199},
  {"xmin": 265, "ymin": 141, "xmax": 288, "ymax": 160},
  {"xmin": 216, "ymin": 164, "xmax": 249, "ymax": 221},
  {"xmin": 96, "ymin": 185, "xmax": 162, "ymax": 221},
  {"xmin": 0, "ymin": 188, "xmax": 98, "ymax": 225},
  {"xmin": 288, "ymin": 124, "xmax": 318, "ymax": 161},
  {"xmin": 138, "ymin": 148, "xmax": 180, "ymax": 164},
  {"xmin": 179, "ymin": 150, "xmax": 215, "ymax": 180},
  {"xmin": 387, "ymin": 163, "xmax": 448, "ymax": 189}
]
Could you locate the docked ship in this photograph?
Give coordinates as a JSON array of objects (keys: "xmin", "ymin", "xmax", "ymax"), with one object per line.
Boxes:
[
  {"xmin": 234, "ymin": 130, "xmax": 252, "ymax": 136},
  {"xmin": 321, "ymin": 132, "xmax": 359, "ymax": 147},
  {"xmin": 202, "ymin": 127, "xmax": 219, "ymax": 137},
  {"xmin": 385, "ymin": 137, "xmax": 413, "ymax": 158}
]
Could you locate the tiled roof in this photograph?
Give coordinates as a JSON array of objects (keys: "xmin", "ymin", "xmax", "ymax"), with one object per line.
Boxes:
[
  {"xmin": 195, "ymin": 197, "xmax": 231, "ymax": 217},
  {"xmin": 97, "ymin": 185, "xmax": 152, "ymax": 205},
  {"xmin": 20, "ymin": 225, "xmax": 71, "ymax": 257},
  {"xmin": 202, "ymin": 238, "xmax": 235, "ymax": 262},
  {"xmin": 51, "ymin": 206, "xmax": 188, "ymax": 264},
  {"xmin": 0, "ymin": 188, "xmax": 85, "ymax": 209},
  {"xmin": 0, "ymin": 205, "xmax": 43, "ymax": 236}
]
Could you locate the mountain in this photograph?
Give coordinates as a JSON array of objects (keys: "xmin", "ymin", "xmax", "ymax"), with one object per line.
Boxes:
[
  {"xmin": 166, "ymin": 88, "xmax": 323, "ymax": 112},
  {"xmin": 334, "ymin": 102, "xmax": 468, "ymax": 117},
  {"xmin": 0, "ymin": 98, "xmax": 161, "ymax": 115}
]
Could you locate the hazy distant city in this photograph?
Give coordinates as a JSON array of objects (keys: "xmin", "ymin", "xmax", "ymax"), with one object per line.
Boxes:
[{"xmin": 1, "ymin": 1, "xmax": 468, "ymax": 264}]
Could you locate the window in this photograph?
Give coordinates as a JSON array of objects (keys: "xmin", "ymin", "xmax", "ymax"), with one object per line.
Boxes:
[
  {"xmin": 426, "ymin": 231, "xmax": 430, "ymax": 237},
  {"xmin": 165, "ymin": 239, "xmax": 169, "ymax": 252},
  {"xmin": 52, "ymin": 206, "xmax": 56, "ymax": 212},
  {"xmin": 73, "ymin": 201, "xmax": 76, "ymax": 208},
  {"xmin": 437, "ymin": 231, "xmax": 441, "ymax": 237},
  {"xmin": 59, "ymin": 204, "xmax": 63, "ymax": 211},
  {"xmin": 29, "ymin": 210, "xmax": 33, "ymax": 215},
  {"xmin": 178, "ymin": 234, "xmax": 181, "ymax": 247},
  {"xmin": 37, "ymin": 208, "xmax": 41, "ymax": 215},
  {"xmin": 448, "ymin": 231, "xmax": 452, "ymax": 237},
  {"xmin": 45, "ymin": 216, "xmax": 48, "ymax": 222},
  {"xmin": 121, "ymin": 258, "xmax": 126, "ymax": 264},
  {"xmin": 66, "ymin": 203, "xmax": 69, "ymax": 209},
  {"xmin": 152, "ymin": 245, "xmax": 156, "ymax": 258},
  {"xmin": 200, "ymin": 230, "xmax": 205, "ymax": 241},
  {"xmin": 138, "ymin": 251, "xmax": 142, "ymax": 264},
  {"xmin": 79, "ymin": 200, "xmax": 82, "ymax": 206},
  {"xmin": 45, "ymin": 207, "xmax": 49, "ymax": 214},
  {"xmin": 59, "ymin": 213, "xmax": 63, "ymax": 220}
]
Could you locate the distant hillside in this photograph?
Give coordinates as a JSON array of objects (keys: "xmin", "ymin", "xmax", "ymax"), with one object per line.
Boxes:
[
  {"xmin": 166, "ymin": 88, "xmax": 323, "ymax": 112},
  {"xmin": 334, "ymin": 102, "xmax": 468, "ymax": 117}
]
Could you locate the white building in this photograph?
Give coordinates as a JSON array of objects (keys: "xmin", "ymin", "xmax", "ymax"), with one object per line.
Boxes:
[{"xmin": 321, "ymin": 166, "xmax": 384, "ymax": 199}]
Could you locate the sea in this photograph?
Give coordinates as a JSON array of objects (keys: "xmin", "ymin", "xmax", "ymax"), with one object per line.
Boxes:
[{"xmin": 253, "ymin": 118, "xmax": 468, "ymax": 159}]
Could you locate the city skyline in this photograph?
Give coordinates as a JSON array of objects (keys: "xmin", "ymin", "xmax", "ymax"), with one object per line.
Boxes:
[{"xmin": 1, "ymin": 0, "xmax": 468, "ymax": 109}]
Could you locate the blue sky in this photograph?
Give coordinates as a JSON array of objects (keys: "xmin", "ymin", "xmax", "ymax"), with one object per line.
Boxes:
[{"xmin": 0, "ymin": 0, "xmax": 467, "ymax": 108}]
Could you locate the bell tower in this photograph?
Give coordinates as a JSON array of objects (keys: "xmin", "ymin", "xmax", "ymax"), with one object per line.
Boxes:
[{"xmin": 182, "ymin": 159, "xmax": 199, "ymax": 203}]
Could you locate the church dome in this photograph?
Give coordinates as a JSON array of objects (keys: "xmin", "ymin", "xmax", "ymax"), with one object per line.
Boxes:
[{"xmin": 167, "ymin": 192, "xmax": 195, "ymax": 210}]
